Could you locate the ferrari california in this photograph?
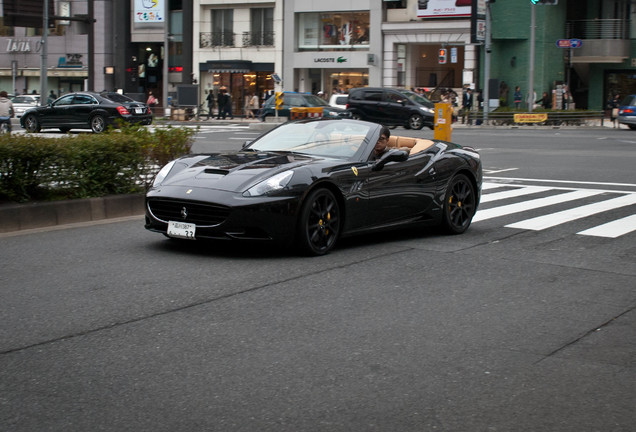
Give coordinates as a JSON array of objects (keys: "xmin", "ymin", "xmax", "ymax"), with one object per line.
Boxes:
[
  {"xmin": 145, "ymin": 119, "xmax": 482, "ymax": 255},
  {"xmin": 21, "ymin": 91, "xmax": 153, "ymax": 133}
]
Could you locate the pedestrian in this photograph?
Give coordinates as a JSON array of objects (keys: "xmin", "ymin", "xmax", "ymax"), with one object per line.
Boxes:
[
  {"xmin": 608, "ymin": 93, "xmax": 621, "ymax": 128},
  {"xmin": 146, "ymin": 91, "xmax": 158, "ymax": 107},
  {"xmin": 206, "ymin": 89, "xmax": 215, "ymax": 116},
  {"xmin": 513, "ymin": 86, "xmax": 522, "ymax": 109},
  {"xmin": 539, "ymin": 91, "xmax": 551, "ymax": 110},
  {"xmin": 247, "ymin": 93, "xmax": 259, "ymax": 118},
  {"xmin": 48, "ymin": 90, "xmax": 58, "ymax": 104},
  {"xmin": 462, "ymin": 88, "xmax": 473, "ymax": 124},
  {"xmin": 0, "ymin": 90, "xmax": 14, "ymax": 133}
]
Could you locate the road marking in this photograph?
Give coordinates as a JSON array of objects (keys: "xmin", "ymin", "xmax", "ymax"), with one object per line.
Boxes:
[
  {"xmin": 505, "ymin": 194, "xmax": 636, "ymax": 231},
  {"xmin": 473, "ymin": 189, "xmax": 602, "ymax": 222},
  {"xmin": 483, "ymin": 168, "xmax": 518, "ymax": 174},
  {"xmin": 479, "ymin": 185, "xmax": 551, "ymax": 203},
  {"xmin": 484, "ymin": 176, "xmax": 636, "ymax": 189},
  {"xmin": 577, "ymin": 214, "xmax": 636, "ymax": 238}
]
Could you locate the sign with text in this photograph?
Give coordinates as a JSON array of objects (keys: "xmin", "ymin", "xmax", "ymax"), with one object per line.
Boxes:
[
  {"xmin": 418, "ymin": 0, "xmax": 472, "ymax": 18},
  {"xmin": 556, "ymin": 39, "xmax": 582, "ymax": 48},
  {"xmin": 514, "ymin": 113, "xmax": 548, "ymax": 123},
  {"xmin": 134, "ymin": 0, "xmax": 165, "ymax": 23}
]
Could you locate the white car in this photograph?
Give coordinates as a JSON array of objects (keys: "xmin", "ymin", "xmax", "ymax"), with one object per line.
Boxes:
[
  {"xmin": 329, "ymin": 94, "xmax": 348, "ymax": 110},
  {"xmin": 12, "ymin": 95, "xmax": 40, "ymax": 118}
]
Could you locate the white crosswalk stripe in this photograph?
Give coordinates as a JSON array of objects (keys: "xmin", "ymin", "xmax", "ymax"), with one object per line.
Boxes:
[{"xmin": 476, "ymin": 181, "xmax": 636, "ymax": 238}]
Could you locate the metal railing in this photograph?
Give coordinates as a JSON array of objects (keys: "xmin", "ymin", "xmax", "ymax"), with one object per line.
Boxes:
[
  {"xmin": 466, "ymin": 110, "xmax": 606, "ymax": 127},
  {"xmin": 242, "ymin": 31, "xmax": 275, "ymax": 47},
  {"xmin": 566, "ymin": 19, "xmax": 629, "ymax": 40},
  {"xmin": 200, "ymin": 31, "xmax": 274, "ymax": 48},
  {"xmin": 199, "ymin": 32, "xmax": 236, "ymax": 48}
]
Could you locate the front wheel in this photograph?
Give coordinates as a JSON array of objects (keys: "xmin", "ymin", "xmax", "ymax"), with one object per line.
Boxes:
[
  {"xmin": 442, "ymin": 174, "xmax": 476, "ymax": 234},
  {"xmin": 23, "ymin": 114, "xmax": 40, "ymax": 133},
  {"xmin": 90, "ymin": 115, "xmax": 107, "ymax": 133},
  {"xmin": 297, "ymin": 188, "xmax": 341, "ymax": 256},
  {"xmin": 350, "ymin": 112, "xmax": 363, "ymax": 121},
  {"xmin": 408, "ymin": 114, "xmax": 424, "ymax": 130},
  {"xmin": 0, "ymin": 122, "xmax": 10, "ymax": 134}
]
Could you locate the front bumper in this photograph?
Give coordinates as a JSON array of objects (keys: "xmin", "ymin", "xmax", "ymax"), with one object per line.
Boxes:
[{"xmin": 145, "ymin": 186, "xmax": 301, "ymax": 243}]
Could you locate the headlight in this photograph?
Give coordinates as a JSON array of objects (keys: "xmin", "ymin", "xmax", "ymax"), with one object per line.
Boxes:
[
  {"xmin": 152, "ymin": 160, "xmax": 176, "ymax": 187},
  {"xmin": 420, "ymin": 106, "xmax": 434, "ymax": 114},
  {"xmin": 243, "ymin": 170, "xmax": 294, "ymax": 197}
]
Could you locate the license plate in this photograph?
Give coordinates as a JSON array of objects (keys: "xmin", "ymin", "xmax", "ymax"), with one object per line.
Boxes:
[
  {"xmin": 135, "ymin": 108, "xmax": 143, "ymax": 114},
  {"xmin": 167, "ymin": 221, "xmax": 196, "ymax": 240}
]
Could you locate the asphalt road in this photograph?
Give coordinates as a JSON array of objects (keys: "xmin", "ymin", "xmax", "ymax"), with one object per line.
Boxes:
[{"xmin": 1, "ymin": 127, "xmax": 635, "ymax": 431}]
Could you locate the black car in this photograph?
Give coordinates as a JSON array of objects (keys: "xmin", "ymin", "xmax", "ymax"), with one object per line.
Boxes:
[
  {"xmin": 145, "ymin": 119, "xmax": 482, "ymax": 255},
  {"xmin": 258, "ymin": 92, "xmax": 351, "ymax": 121},
  {"xmin": 20, "ymin": 91, "xmax": 153, "ymax": 133},
  {"xmin": 346, "ymin": 87, "xmax": 435, "ymax": 130}
]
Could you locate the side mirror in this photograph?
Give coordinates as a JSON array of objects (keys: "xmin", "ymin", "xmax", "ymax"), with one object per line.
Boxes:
[
  {"xmin": 372, "ymin": 149, "xmax": 409, "ymax": 171},
  {"xmin": 242, "ymin": 140, "xmax": 252, "ymax": 149}
]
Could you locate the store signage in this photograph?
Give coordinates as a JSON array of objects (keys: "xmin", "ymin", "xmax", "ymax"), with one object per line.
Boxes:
[
  {"xmin": 418, "ymin": 0, "xmax": 472, "ymax": 18},
  {"xmin": 514, "ymin": 113, "xmax": 548, "ymax": 123},
  {"xmin": 134, "ymin": 0, "xmax": 165, "ymax": 23},
  {"xmin": 313, "ymin": 56, "xmax": 348, "ymax": 64},
  {"xmin": 6, "ymin": 39, "xmax": 41, "ymax": 53}
]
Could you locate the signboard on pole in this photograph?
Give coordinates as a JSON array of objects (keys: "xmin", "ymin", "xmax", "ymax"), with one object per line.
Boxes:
[
  {"xmin": 556, "ymin": 39, "xmax": 582, "ymax": 48},
  {"xmin": 471, "ymin": 0, "xmax": 487, "ymax": 43}
]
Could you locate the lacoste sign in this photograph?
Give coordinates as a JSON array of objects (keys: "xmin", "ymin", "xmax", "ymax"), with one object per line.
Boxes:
[{"xmin": 313, "ymin": 56, "xmax": 348, "ymax": 63}]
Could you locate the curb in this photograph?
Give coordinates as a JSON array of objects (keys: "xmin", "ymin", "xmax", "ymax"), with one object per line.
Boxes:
[{"xmin": 0, "ymin": 194, "xmax": 145, "ymax": 234}]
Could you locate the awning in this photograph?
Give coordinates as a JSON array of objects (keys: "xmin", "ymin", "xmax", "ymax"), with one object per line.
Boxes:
[{"xmin": 199, "ymin": 60, "xmax": 274, "ymax": 73}]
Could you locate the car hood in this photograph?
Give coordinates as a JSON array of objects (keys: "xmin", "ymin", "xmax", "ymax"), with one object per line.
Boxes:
[{"xmin": 159, "ymin": 151, "xmax": 319, "ymax": 193}]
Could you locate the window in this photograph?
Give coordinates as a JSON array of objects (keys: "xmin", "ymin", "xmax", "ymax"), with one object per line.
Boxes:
[
  {"xmin": 298, "ymin": 12, "xmax": 370, "ymax": 51},
  {"xmin": 211, "ymin": 9, "xmax": 234, "ymax": 46},
  {"xmin": 249, "ymin": 8, "xmax": 274, "ymax": 46}
]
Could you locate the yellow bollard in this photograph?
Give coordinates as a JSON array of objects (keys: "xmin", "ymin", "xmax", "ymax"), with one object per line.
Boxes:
[{"xmin": 434, "ymin": 103, "xmax": 453, "ymax": 141}]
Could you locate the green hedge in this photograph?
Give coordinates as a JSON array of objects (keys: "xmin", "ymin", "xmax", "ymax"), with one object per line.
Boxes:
[{"xmin": 0, "ymin": 125, "xmax": 194, "ymax": 202}]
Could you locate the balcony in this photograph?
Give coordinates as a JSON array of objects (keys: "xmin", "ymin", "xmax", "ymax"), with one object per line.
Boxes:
[
  {"xmin": 566, "ymin": 19, "xmax": 630, "ymax": 63},
  {"xmin": 199, "ymin": 31, "xmax": 274, "ymax": 49}
]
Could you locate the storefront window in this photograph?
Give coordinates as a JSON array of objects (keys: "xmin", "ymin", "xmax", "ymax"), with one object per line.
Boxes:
[
  {"xmin": 298, "ymin": 12, "xmax": 370, "ymax": 51},
  {"xmin": 329, "ymin": 71, "xmax": 369, "ymax": 93}
]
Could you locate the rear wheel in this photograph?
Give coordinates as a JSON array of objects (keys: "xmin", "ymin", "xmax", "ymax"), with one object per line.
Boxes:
[
  {"xmin": 23, "ymin": 114, "xmax": 40, "ymax": 133},
  {"xmin": 408, "ymin": 113, "xmax": 424, "ymax": 130},
  {"xmin": 628, "ymin": 125, "xmax": 636, "ymax": 130},
  {"xmin": 442, "ymin": 174, "xmax": 476, "ymax": 234},
  {"xmin": 297, "ymin": 188, "xmax": 341, "ymax": 256},
  {"xmin": 351, "ymin": 112, "xmax": 363, "ymax": 121},
  {"xmin": 90, "ymin": 115, "xmax": 106, "ymax": 133}
]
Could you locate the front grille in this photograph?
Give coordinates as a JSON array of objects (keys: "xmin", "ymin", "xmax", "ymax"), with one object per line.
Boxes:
[{"xmin": 147, "ymin": 198, "xmax": 230, "ymax": 226}]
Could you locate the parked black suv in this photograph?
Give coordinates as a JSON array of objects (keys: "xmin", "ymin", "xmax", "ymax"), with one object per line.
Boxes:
[{"xmin": 346, "ymin": 87, "xmax": 435, "ymax": 130}]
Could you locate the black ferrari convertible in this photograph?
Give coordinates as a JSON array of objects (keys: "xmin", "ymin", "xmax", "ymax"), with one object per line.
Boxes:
[{"xmin": 145, "ymin": 119, "xmax": 482, "ymax": 255}]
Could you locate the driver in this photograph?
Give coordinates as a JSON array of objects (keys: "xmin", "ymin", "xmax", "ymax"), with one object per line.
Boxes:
[{"xmin": 371, "ymin": 126, "xmax": 391, "ymax": 160}]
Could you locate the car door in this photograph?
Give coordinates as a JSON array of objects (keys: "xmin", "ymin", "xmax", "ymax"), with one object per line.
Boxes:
[
  {"xmin": 382, "ymin": 90, "xmax": 410, "ymax": 123},
  {"xmin": 69, "ymin": 94, "xmax": 98, "ymax": 127},
  {"xmin": 43, "ymin": 94, "xmax": 75, "ymax": 127},
  {"xmin": 363, "ymin": 152, "xmax": 437, "ymax": 228},
  {"xmin": 359, "ymin": 89, "xmax": 384, "ymax": 122}
]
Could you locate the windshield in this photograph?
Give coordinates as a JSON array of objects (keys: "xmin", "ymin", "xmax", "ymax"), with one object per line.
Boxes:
[
  {"xmin": 247, "ymin": 120, "xmax": 372, "ymax": 159},
  {"xmin": 397, "ymin": 89, "xmax": 434, "ymax": 108}
]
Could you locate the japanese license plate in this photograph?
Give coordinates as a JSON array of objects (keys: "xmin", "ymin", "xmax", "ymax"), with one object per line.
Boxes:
[
  {"xmin": 135, "ymin": 108, "xmax": 144, "ymax": 114},
  {"xmin": 167, "ymin": 221, "xmax": 196, "ymax": 240}
]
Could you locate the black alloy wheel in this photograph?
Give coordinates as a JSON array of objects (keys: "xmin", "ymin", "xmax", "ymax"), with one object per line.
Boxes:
[
  {"xmin": 408, "ymin": 113, "xmax": 424, "ymax": 130},
  {"xmin": 23, "ymin": 114, "xmax": 41, "ymax": 133},
  {"xmin": 298, "ymin": 188, "xmax": 341, "ymax": 256},
  {"xmin": 90, "ymin": 115, "xmax": 107, "ymax": 133},
  {"xmin": 442, "ymin": 174, "xmax": 476, "ymax": 234}
]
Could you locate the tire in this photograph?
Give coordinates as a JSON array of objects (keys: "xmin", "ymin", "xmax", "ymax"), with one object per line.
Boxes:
[
  {"xmin": 0, "ymin": 122, "xmax": 9, "ymax": 134},
  {"xmin": 442, "ymin": 174, "xmax": 477, "ymax": 234},
  {"xmin": 351, "ymin": 112, "xmax": 363, "ymax": 121},
  {"xmin": 408, "ymin": 114, "xmax": 424, "ymax": 130},
  {"xmin": 23, "ymin": 114, "xmax": 41, "ymax": 133},
  {"xmin": 297, "ymin": 188, "xmax": 341, "ymax": 256},
  {"xmin": 628, "ymin": 125, "xmax": 636, "ymax": 130},
  {"xmin": 90, "ymin": 115, "xmax": 107, "ymax": 133}
]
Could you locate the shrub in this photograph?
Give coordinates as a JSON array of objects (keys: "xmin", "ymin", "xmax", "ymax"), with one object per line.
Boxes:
[{"xmin": 0, "ymin": 125, "xmax": 194, "ymax": 203}]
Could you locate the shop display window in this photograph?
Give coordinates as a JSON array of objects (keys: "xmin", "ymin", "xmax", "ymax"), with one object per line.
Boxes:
[{"xmin": 298, "ymin": 12, "xmax": 370, "ymax": 51}]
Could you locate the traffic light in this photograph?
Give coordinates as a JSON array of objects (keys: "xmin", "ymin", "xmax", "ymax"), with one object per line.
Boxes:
[
  {"xmin": 438, "ymin": 48, "xmax": 447, "ymax": 64},
  {"xmin": 275, "ymin": 92, "xmax": 284, "ymax": 110}
]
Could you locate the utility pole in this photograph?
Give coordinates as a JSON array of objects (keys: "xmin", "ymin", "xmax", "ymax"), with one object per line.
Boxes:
[
  {"xmin": 163, "ymin": 4, "xmax": 169, "ymax": 117},
  {"xmin": 40, "ymin": 0, "xmax": 49, "ymax": 104},
  {"xmin": 528, "ymin": 4, "xmax": 536, "ymax": 112},
  {"xmin": 482, "ymin": 0, "xmax": 492, "ymax": 124}
]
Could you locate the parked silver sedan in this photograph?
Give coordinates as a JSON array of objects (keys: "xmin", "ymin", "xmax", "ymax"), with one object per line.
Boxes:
[{"xmin": 11, "ymin": 94, "xmax": 40, "ymax": 118}]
